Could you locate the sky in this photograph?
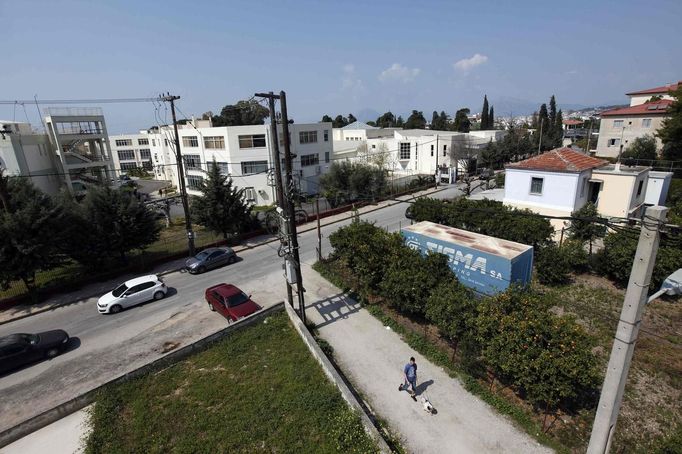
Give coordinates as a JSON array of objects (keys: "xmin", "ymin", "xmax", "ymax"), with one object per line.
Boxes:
[{"xmin": 1, "ymin": 0, "xmax": 681, "ymax": 133}]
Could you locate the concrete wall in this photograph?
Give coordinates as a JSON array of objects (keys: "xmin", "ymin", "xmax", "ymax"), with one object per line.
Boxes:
[
  {"xmin": 595, "ymin": 115, "xmax": 666, "ymax": 158},
  {"xmin": 0, "ymin": 129, "xmax": 62, "ymax": 195},
  {"xmin": 503, "ymin": 168, "xmax": 581, "ymax": 213},
  {"xmin": 629, "ymin": 93, "xmax": 674, "ymax": 106},
  {"xmin": 593, "ymin": 170, "xmax": 648, "ymax": 218}
]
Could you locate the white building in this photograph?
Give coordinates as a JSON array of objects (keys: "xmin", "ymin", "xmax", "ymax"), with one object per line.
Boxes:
[
  {"xmin": 0, "ymin": 121, "xmax": 61, "ymax": 195},
  {"xmin": 113, "ymin": 120, "xmax": 333, "ymax": 206},
  {"xmin": 595, "ymin": 81, "xmax": 679, "ymax": 158}
]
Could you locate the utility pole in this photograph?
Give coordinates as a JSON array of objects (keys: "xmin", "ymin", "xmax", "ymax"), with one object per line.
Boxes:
[
  {"xmin": 587, "ymin": 206, "xmax": 668, "ymax": 454},
  {"xmin": 256, "ymin": 91, "xmax": 293, "ymax": 309},
  {"xmin": 255, "ymin": 90, "xmax": 306, "ymax": 323},
  {"xmin": 161, "ymin": 94, "xmax": 195, "ymax": 256},
  {"xmin": 537, "ymin": 118, "xmax": 544, "ymax": 154},
  {"xmin": 280, "ymin": 90, "xmax": 306, "ymax": 325},
  {"xmin": 316, "ymin": 197, "xmax": 322, "ymax": 261},
  {"xmin": 434, "ymin": 134, "xmax": 439, "ymax": 188},
  {"xmin": 585, "ymin": 120, "xmax": 593, "ymax": 153}
]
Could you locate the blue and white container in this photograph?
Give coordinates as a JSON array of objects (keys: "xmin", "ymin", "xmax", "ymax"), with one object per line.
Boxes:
[{"xmin": 401, "ymin": 221, "xmax": 534, "ymax": 295}]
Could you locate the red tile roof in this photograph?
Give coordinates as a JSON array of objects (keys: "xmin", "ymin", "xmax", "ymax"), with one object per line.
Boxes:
[
  {"xmin": 506, "ymin": 148, "xmax": 608, "ymax": 173},
  {"xmin": 626, "ymin": 81, "xmax": 680, "ymax": 96},
  {"xmin": 600, "ymin": 100, "xmax": 672, "ymax": 117},
  {"xmin": 563, "ymin": 119, "xmax": 583, "ymax": 125}
]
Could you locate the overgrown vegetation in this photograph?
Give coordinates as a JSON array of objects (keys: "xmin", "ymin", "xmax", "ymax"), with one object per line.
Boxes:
[
  {"xmin": 319, "ymin": 161, "xmax": 387, "ymax": 208},
  {"xmin": 327, "ymin": 221, "xmax": 599, "ymax": 433},
  {"xmin": 84, "ymin": 311, "xmax": 377, "ymax": 453}
]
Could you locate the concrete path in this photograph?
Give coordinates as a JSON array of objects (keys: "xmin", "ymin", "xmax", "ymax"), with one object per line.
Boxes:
[
  {"xmin": 303, "ymin": 267, "xmax": 552, "ymax": 454},
  {"xmin": 2, "ymin": 408, "xmax": 89, "ymax": 454}
]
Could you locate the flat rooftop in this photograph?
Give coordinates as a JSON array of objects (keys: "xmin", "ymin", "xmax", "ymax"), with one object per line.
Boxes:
[
  {"xmin": 402, "ymin": 221, "xmax": 532, "ymax": 259},
  {"xmin": 593, "ymin": 164, "xmax": 649, "ymax": 175}
]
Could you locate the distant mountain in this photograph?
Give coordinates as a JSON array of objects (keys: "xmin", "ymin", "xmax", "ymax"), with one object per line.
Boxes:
[{"xmin": 487, "ymin": 96, "xmax": 589, "ymax": 117}]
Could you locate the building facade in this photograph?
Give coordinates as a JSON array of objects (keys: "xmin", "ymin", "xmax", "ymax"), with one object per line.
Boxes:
[{"xmin": 595, "ymin": 81, "xmax": 679, "ymax": 158}]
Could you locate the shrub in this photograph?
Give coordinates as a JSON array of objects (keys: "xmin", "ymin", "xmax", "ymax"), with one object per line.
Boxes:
[
  {"xmin": 425, "ymin": 278, "xmax": 476, "ymax": 353},
  {"xmin": 494, "ymin": 172, "xmax": 505, "ymax": 188},
  {"xmin": 570, "ymin": 203, "xmax": 607, "ymax": 242},
  {"xmin": 535, "ymin": 244, "xmax": 572, "ymax": 285}
]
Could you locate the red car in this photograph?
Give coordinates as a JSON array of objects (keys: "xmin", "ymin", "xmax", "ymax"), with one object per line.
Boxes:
[{"xmin": 205, "ymin": 284, "xmax": 261, "ymax": 322}]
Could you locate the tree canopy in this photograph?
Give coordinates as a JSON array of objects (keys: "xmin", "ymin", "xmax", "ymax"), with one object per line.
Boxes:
[
  {"xmin": 211, "ymin": 99, "xmax": 269, "ymax": 127},
  {"xmin": 319, "ymin": 161, "xmax": 387, "ymax": 207},
  {"xmin": 480, "ymin": 95, "xmax": 490, "ymax": 130},
  {"xmin": 321, "ymin": 114, "xmax": 333, "ymax": 123},
  {"xmin": 657, "ymin": 85, "xmax": 682, "ymax": 160},
  {"xmin": 404, "ymin": 110, "xmax": 427, "ymax": 129},
  {"xmin": 622, "ymin": 134, "xmax": 658, "ymax": 161},
  {"xmin": 453, "ymin": 108, "xmax": 471, "ymax": 132},
  {"xmin": 191, "ymin": 160, "xmax": 254, "ymax": 240},
  {"xmin": 375, "ymin": 111, "xmax": 396, "ymax": 128}
]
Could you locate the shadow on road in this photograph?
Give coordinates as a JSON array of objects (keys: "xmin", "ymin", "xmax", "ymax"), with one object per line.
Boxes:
[{"xmin": 0, "ymin": 336, "xmax": 81, "ymax": 379}]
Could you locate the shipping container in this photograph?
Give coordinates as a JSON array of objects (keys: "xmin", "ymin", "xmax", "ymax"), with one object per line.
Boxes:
[{"xmin": 401, "ymin": 221, "xmax": 533, "ymax": 295}]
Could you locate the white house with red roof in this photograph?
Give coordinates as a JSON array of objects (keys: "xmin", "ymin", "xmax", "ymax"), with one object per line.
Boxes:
[
  {"xmin": 502, "ymin": 147, "xmax": 672, "ymax": 233},
  {"xmin": 595, "ymin": 81, "xmax": 679, "ymax": 158}
]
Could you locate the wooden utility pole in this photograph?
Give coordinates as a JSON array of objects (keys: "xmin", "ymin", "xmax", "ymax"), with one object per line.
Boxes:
[
  {"xmin": 161, "ymin": 94, "xmax": 195, "ymax": 256},
  {"xmin": 587, "ymin": 206, "xmax": 667, "ymax": 453}
]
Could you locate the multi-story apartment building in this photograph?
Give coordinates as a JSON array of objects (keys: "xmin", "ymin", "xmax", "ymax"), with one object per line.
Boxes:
[
  {"xmin": 595, "ymin": 81, "xmax": 679, "ymax": 158},
  {"xmin": 109, "ymin": 129, "xmax": 177, "ymax": 182}
]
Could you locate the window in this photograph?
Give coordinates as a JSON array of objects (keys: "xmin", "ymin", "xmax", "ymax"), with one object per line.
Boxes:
[
  {"xmin": 139, "ymin": 149, "xmax": 151, "ymax": 160},
  {"xmin": 152, "ymin": 139, "xmax": 156, "ymax": 146},
  {"xmin": 154, "ymin": 153, "xmax": 158, "ymax": 162},
  {"xmin": 115, "ymin": 139, "xmax": 133, "ymax": 147},
  {"xmin": 215, "ymin": 161, "xmax": 229, "ymax": 174},
  {"xmin": 244, "ymin": 187, "xmax": 256, "ymax": 202},
  {"xmin": 301, "ymin": 153, "xmax": 319, "ymax": 167},
  {"xmin": 371, "ymin": 144, "xmax": 376, "ymax": 149},
  {"xmin": 241, "ymin": 160, "xmax": 268, "ymax": 174},
  {"xmin": 399, "ymin": 143, "xmax": 411, "ymax": 160},
  {"xmin": 164, "ymin": 139, "xmax": 169, "ymax": 146},
  {"xmin": 182, "ymin": 136, "xmax": 198, "ymax": 147},
  {"xmin": 325, "ymin": 151, "xmax": 330, "ymax": 163},
  {"xmin": 636, "ymin": 180, "xmax": 644, "ymax": 197},
  {"xmin": 580, "ymin": 177, "xmax": 587, "ymax": 197},
  {"xmin": 121, "ymin": 162, "xmax": 137, "ymax": 170},
  {"xmin": 299, "ymin": 131, "xmax": 318, "ymax": 144},
  {"xmin": 238, "ymin": 134, "xmax": 266, "ymax": 148},
  {"xmin": 204, "ymin": 136, "xmax": 225, "ymax": 149},
  {"xmin": 187, "ymin": 175, "xmax": 204, "ymax": 190},
  {"xmin": 138, "ymin": 138, "xmax": 149, "ymax": 146},
  {"xmin": 323, "ymin": 130, "xmax": 329, "ymax": 142},
  {"xmin": 608, "ymin": 138, "xmax": 621, "ymax": 147},
  {"xmin": 183, "ymin": 154, "xmax": 201, "ymax": 170},
  {"xmin": 613, "ymin": 120, "xmax": 624, "ymax": 129},
  {"xmin": 642, "ymin": 118, "xmax": 652, "ymax": 128},
  {"xmin": 118, "ymin": 150, "xmax": 135, "ymax": 160},
  {"xmin": 530, "ymin": 177, "xmax": 544, "ymax": 195}
]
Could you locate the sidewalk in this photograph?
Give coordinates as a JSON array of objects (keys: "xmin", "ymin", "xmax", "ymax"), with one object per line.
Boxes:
[
  {"xmin": 303, "ymin": 267, "xmax": 552, "ymax": 454},
  {"xmin": 0, "ymin": 185, "xmax": 449, "ymax": 326}
]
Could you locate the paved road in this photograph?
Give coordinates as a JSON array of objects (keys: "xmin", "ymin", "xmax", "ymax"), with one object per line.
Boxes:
[{"xmin": 0, "ymin": 184, "xmax": 465, "ymax": 435}]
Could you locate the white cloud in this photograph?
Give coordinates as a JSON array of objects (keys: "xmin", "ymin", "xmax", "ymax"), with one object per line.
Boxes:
[
  {"xmin": 378, "ymin": 63, "xmax": 421, "ymax": 83},
  {"xmin": 453, "ymin": 54, "xmax": 489, "ymax": 72},
  {"xmin": 341, "ymin": 64, "xmax": 364, "ymax": 91}
]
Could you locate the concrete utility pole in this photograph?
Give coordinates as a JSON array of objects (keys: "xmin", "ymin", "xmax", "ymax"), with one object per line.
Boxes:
[
  {"xmin": 280, "ymin": 90, "xmax": 307, "ymax": 325},
  {"xmin": 316, "ymin": 197, "xmax": 322, "ymax": 262},
  {"xmin": 161, "ymin": 94, "xmax": 195, "ymax": 256},
  {"xmin": 537, "ymin": 118, "xmax": 544, "ymax": 154},
  {"xmin": 587, "ymin": 206, "xmax": 668, "ymax": 454}
]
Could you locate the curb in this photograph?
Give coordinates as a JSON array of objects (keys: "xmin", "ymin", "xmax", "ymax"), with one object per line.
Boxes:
[{"xmin": 0, "ymin": 186, "xmax": 449, "ymax": 327}]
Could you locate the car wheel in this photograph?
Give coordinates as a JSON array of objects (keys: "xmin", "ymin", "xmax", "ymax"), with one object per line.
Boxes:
[
  {"xmin": 153, "ymin": 291, "xmax": 165, "ymax": 301},
  {"xmin": 228, "ymin": 256, "xmax": 236, "ymax": 265},
  {"xmin": 110, "ymin": 304, "xmax": 123, "ymax": 314},
  {"xmin": 208, "ymin": 302, "xmax": 216, "ymax": 312},
  {"xmin": 45, "ymin": 348, "xmax": 59, "ymax": 358},
  {"xmin": 198, "ymin": 266, "xmax": 206, "ymax": 274}
]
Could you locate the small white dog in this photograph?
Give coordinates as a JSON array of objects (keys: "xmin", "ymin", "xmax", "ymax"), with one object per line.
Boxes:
[{"xmin": 420, "ymin": 395, "xmax": 435, "ymax": 414}]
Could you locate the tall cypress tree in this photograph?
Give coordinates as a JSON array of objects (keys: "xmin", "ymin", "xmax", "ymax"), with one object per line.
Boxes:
[
  {"xmin": 554, "ymin": 109, "xmax": 564, "ymax": 148},
  {"xmin": 489, "ymin": 106, "xmax": 495, "ymax": 130},
  {"xmin": 481, "ymin": 95, "xmax": 490, "ymax": 130},
  {"xmin": 431, "ymin": 111, "xmax": 440, "ymax": 130},
  {"xmin": 439, "ymin": 111, "xmax": 449, "ymax": 130},
  {"xmin": 549, "ymin": 95, "xmax": 557, "ymax": 129}
]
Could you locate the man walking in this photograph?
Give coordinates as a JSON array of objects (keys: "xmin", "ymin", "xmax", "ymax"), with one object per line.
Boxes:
[{"xmin": 400, "ymin": 357, "xmax": 418, "ymax": 400}]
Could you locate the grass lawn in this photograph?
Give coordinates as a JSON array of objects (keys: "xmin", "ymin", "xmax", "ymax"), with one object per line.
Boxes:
[{"xmin": 84, "ymin": 311, "xmax": 377, "ymax": 454}]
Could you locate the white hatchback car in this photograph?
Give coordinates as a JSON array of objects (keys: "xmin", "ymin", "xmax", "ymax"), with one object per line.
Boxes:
[{"xmin": 97, "ymin": 275, "xmax": 167, "ymax": 314}]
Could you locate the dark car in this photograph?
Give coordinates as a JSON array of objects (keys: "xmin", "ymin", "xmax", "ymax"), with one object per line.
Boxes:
[
  {"xmin": 205, "ymin": 284, "xmax": 261, "ymax": 322},
  {"xmin": 0, "ymin": 330, "xmax": 70, "ymax": 374},
  {"xmin": 186, "ymin": 247, "xmax": 237, "ymax": 274}
]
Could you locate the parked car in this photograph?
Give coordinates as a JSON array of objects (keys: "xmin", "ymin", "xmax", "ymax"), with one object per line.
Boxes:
[
  {"xmin": 186, "ymin": 247, "xmax": 237, "ymax": 274},
  {"xmin": 97, "ymin": 275, "xmax": 167, "ymax": 314},
  {"xmin": 0, "ymin": 330, "xmax": 70, "ymax": 374},
  {"xmin": 205, "ymin": 284, "xmax": 261, "ymax": 322}
]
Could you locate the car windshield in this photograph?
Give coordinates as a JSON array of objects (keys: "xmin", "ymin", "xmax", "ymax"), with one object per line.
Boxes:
[
  {"xmin": 227, "ymin": 292, "xmax": 250, "ymax": 307},
  {"xmin": 195, "ymin": 251, "xmax": 210, "ymax": 261},
  {"xmin": 112, "ymin": 283, "xmax": 128, "ymax": 297},
  {"xmin": 21, "ymin": 334, "xmax": 39, "ymax": 345}
]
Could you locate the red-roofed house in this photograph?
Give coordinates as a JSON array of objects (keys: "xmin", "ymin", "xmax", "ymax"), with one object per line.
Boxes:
[
  {"xmin": 502, "ymin": 148, "xmax": 671, "ymax": 231},
  {"xmin": 595, "ymin": 81, "xmax": 679, "ymax": 158}
]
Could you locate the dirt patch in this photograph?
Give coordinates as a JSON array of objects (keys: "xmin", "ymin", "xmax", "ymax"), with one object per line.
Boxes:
[{"xmin": 160, "ymin": 341, "xmax": 180, "ymax": 353}]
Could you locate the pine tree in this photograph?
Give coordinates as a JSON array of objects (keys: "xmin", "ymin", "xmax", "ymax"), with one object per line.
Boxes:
[
  {"xmin": 0, "ymin": 171, "xmax": 68, "ymax": 296},
  {"xmin": 431, "ymin": 111, "xmax": 439, "ymax": 130},
  {"xmin": 439, "ymin": 111, "xmax": 449, "ymax": 130},
  {"xmin": 489, "ymin": 106, "xmax": 495, "ymax": 130},
  {"xmin": 481, "ymin": 95, "xmax": 490, "ymax": 130},
  {"xmin": 396, "ymin": 116, "xmax": 405, "ymax": 128},
  {"xmin": 348, "ymin": 113, "xmax": 357, "ymax": 124},
  {"xmin": 404, "ymin": 110, "xmax": 427, "ymax": 129},
  {"xmin": 453, "ymin": 108, "xmax": 472, "ymax": 133},
  {"xmin": 321, "ymin": 114, "xmax": 333, "ymax": 123},
  {"xmin": 192, "ymin": 161, "xmax": 254, "ymax": 240}
]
